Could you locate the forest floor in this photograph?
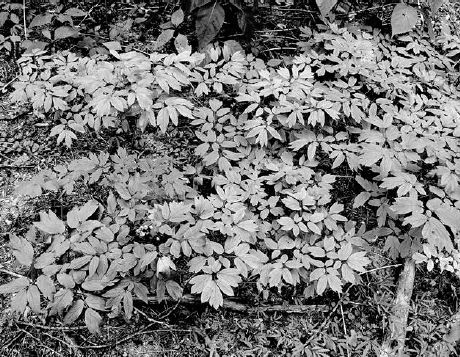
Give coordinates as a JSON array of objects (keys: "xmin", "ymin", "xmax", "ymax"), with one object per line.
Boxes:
[{"xmin": 0, "ymin": 2, "xmax": 460, "ymax": 356}]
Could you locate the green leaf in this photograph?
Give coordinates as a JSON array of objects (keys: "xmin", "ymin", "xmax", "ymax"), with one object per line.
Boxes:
[
  {"xmin": 10, "ymin": 235, "xmax": 34, "ymax": 267},
  {"xmin": 353, "ymin": 192, "xmax": 371, "ymax": 208},
  {"xmin": 171, "ymin": 9, "xmax": 184, "ymax": 26},
  {"xmin": 0, "ymin": 12, "xmax": 9, "ymax": 28},
  {"xmin": 85, "ymin": 295, "xmax": 106, "ymax": 311},
  {"xmin": 157, "ymin": 107, "xmax": 170, "ymax": 133},
  {"xmin": 29, "ymin": 14, "xmax": 54, "ymax": 28},
  {"xmin": 27, "ymin": 285, "xmax": 41, "ymax": 313},
  {"xmin": 216, "ymin": 269, "xmax": 241, "ymax": 295},
  {"xmin": 337, "ymin": 243, "xmax": 352, "ymax": 260},
  {"xmin": 403, "ymin": 212, "xmax": 428, "ymax": 228},
  {"xmin": 195, "ymin": 2, "xmax": 225, "ymax": 50},
  {"xmin": 429, "ymin": 0, "xmax": 444, "ymax": 14},
  {"xmin": 282, "ymin": 196, "xmax": 301, "ymax": 211},
  {"xmin": 123, "ymin": 291, "xmax": 133, "ymax": 319},
  {"xmin": 174, "ymin": 33, "xmax": 191, "ymax": 52},
  {"xmin": 391, "ymin": 3, "xmax": 419, "ymax": 37},
  {"xmin": 433, "ymin": 206, "xmax": 460, "ymax": 233},
  {"xmin": 391, "ymin": 197, "xmax": 423, "ymax": 215},
  {"xmin": 239, "ymin": 250, "xmax": 268, "ymax": 270},
  {"xmin": 166, "ymin": 280, "xmax": 183, "ymax": 300},
  {"xmin": 140, "ymin": 251, "xmax": 158, "ymax": 269},
  {"xmin": 85, "ymin": 308, "xmax": 102, "ymax": 334},
  {"xmin": 316, "ymin": 275, "xmax": 328, "ymax": 295},
  {"xmin": 383, "ymin": 235, "xmax": 400, "ymax": 259},
  {"xmin": 49, "ymin": 288, "xmax": 73, "ymax": 316},
  {"xmin": 316, "ymin": 0, "xmax": 337, "ymax": 17},
  {"xmin": 95, "ymin": 227, "xmax": 114, "ymax": 243},
  {"xmin": 82, "ymin": 280, "xmax": 105, "ymax": 292},
  {"xmin": 68, "ymin": 255, "xmax": 92, "ymax": 270},
  {"xmin": 347, "ymin": 251, "xmax": 370, "ymax": 273},
  {"xmin": 103, "ymin": 41, "xmax": 122, "ymax": 51},
  {"xmin": 36, "ymin": 275, "xmax": 55, "ymax": 300},
  {"xmin": 155, "ymin": 29, "xmax": 175, "ymax": 50},
  {"xmin": 11, "ymin": 289, "xmax": 27, "ymax": 314},
  {"xmin": 157, "ymin": 256, "xmax": 176, "ymax": 276},
  {"xmin": 34, "ymin": 251, "xmax": 55, "ymax": 269},
  {"xmin": 91, "ymin": 94, "xmax": 111, "ymax": 117},
  {"xmin": 64, "ymin": 299, "xmax": 84, "ymax": 325},
  {"xmin": 78, "ymin": 200, "xmax": 100, "ymax": 222},
  {"xmin": 34, "ymin": 210, "xmax": 66, "ymax": 235},
  {"xmin": 133, "ymin": 283, "xmax": 149, "ymax": 303},
  {"xmin": 237, "ymin": 220, "xmax": 258, "ymax": 233},
  {"xmin": 190, "ymin": 274, "xmax": 212, "ymax": 294},
  {"xmin": 201, "ymin": 279, "xmax": 223, "ymax": 309},
  {"xmin": 54, "ymin": 26, "xmax": 79, "ymax": 40},
  {"xmin": 0, "ymin": 277, "xmax": 30, "ymax": 294},
  {"xmin": 341, "ymin": 264, "xmax": 355, "ymax": 284},
  {"xmin": 327, "ymin": 274, "xmax": 342, "ymax": 293},
  {"xmin": 65, "ymin": 8, "xmax": 87, "ymax": 17},
  {"xmin": 422, "ymin": 217, "xmax": 454, "ymax": 252},
  {"xmin": 188, "ymin": 0, "xmax": 213, "ymax": 12}
]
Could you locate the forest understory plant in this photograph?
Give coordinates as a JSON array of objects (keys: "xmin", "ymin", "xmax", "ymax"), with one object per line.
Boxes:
[{"xmin": 0, "ymin": 9, "xmax": 460, "ymax": 356}]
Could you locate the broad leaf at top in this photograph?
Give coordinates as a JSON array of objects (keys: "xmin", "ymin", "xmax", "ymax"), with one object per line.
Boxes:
[
  {"xmin": 195, "ymin": 2, "xmax": 225, "ymax": 50},
  {"xmin": 316, "ymin": 0, "xmax": 337, "ymax": 18},
  {"xmin": 391, "ymin": 3, "xmax": 418, "ymax": 37},
  {"xmin": 430, "ymin": 0, "xmax": 444, "ymax": 14}
]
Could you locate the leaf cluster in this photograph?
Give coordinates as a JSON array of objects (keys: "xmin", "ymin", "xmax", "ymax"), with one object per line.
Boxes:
[{"xmin": 3, "ymin": 23, "xmax": 460, "ymax": 332}]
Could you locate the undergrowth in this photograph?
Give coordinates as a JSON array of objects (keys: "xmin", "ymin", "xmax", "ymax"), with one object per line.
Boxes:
[{"xmin": 1, "ymin": 23, "xmax": 460, "ymax": 342}]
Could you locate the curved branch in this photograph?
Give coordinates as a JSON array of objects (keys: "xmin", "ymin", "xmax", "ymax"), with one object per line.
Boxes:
[{"xmin": 379, "ymin": 258, "xmax": 416, "ymax": 357}]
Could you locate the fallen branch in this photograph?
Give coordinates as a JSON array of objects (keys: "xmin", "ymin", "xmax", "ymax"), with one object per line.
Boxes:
[
  {"xmin": 379, "ymin": 258, "xmax": 415, "ymax": 357},
  {"xmin": 143, "ymin": 294, "xmax": 328, "ymax": 314}
]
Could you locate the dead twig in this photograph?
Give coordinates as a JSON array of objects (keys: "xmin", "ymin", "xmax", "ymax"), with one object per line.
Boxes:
[
  {"xmin": 16, "ymin": 321, "xmax": 88, "ymax": 331},
  {"xmin": 379, "ymin": 258, "xmax": 415, "ymax": 357},
  {"xmin": 339, "ymin": 297, "xmax": 351, "ymax": 357},
  {"xmin": 0, "ymin": 75, "xmax": 18, "ymax": 93},
  {"xmin": 0, "ymin": 331, "xmax": 24, "ymax": 350},
  {"xmin": 304, "ymin": 285, "xmax": 352, "ymax": 345},
  {"xmin": 17, "ymin": 327, "xmax": 60, "ymax": 356},
  {"xmin": 134, "ymin": 306, "xmax": 170, "ymax": 326},
  {"xmin": 144, "ymin": 294, "xmax": 327, "ymax": 314},
  {"xmin": 0, "ymin": 268, "xmax": 27, "ymax": 279},
  {"xmin": 43, "ymin": 331, "xmax": 83, "ymax": 357},
  {"xmin": 255, "ymin": 28, "xmax": 297, "ymax": 33},
  {"xmin": 360, "ymin": 264, "xmax": 402, "ymax": 275},
  {"xmin": 77, "ymin": 325, "xmax": 190, "ymax": 350},
  {"xmin": 22, "ymin": 0, "xmax": 27, "ymax": 39},
  {"xmin": 261, "ymin": 47, "xmax": 298, "ymax": 53},
  {"xmin": 0, "ymin": 152, "xmax": 14, "ymax": 162},
  {"xmin": 0, "ymin": 165, "xmax": 35, "ymax": 169}
]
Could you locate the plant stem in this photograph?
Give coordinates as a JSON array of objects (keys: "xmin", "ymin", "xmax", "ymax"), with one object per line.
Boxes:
[{"xmin": 22, "ymin": 0, "xmax": 27, "ymax": 39}]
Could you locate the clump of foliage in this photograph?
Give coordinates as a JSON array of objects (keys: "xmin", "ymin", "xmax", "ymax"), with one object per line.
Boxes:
[{"xmin": 1, "ymin": 20, "xmax": 460, "ymax": 335}]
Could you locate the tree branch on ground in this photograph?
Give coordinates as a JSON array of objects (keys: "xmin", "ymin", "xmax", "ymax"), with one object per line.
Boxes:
[{"xmin": 379, "ymin": 258, "xmax": 416, "ymax": 357}]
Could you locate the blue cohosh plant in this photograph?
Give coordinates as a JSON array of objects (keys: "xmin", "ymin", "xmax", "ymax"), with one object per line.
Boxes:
[{"xmin": 1, "ymin": 23, "xmax": 460, "ymax": 333}]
